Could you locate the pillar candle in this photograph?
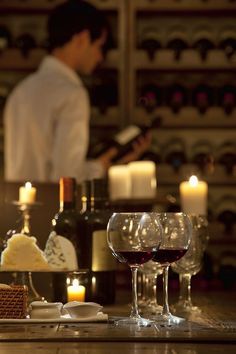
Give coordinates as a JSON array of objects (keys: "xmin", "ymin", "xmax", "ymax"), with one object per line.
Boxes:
[
  {"xmin": 19, "ymin": 182, "xmax": 36, "ymax": 204},
  {"xmin": 128, "ymin": 161, "xmax": 157, "ymax": 198},
  {"xmin": 108, "ymin": 165, "xmax": 131, "ymax": 200},
  {"xmin": 67, "ymin": 279, "xmax": 85, "ymax": 302},
  {"xmin": 179, "ymin": 175, "xmax": 208, "ymax": 214}
]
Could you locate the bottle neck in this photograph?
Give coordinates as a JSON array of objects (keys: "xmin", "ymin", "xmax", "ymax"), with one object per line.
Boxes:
[{"xmin": 59, "ymin": 177, "xmax": 76, "ymax": 211}]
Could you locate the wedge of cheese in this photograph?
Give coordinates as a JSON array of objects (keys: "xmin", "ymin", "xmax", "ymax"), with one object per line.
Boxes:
[
  {"xmin": 1, "ymin": 233, "xmax": 50, "ymax": 271},
  {"xmin": 44, "ymin": 231, "xmax": 78, "ymax": 271}
]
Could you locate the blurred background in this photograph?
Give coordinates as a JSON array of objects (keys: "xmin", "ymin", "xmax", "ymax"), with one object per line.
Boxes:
[{"xmin": 0, "ymin": 0, "xmax": 235, "ymax": 298}]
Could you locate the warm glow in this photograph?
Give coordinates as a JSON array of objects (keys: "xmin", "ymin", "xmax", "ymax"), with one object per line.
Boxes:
[
  {"xmin": 189, "ymin": 175, "xmax": 198, "ymax": 187},
  {"xmin": 67, "ymin": 278, "xmax": 85, "ymax": 302},
  {"xmin": 72, "ymin": 279, "xmax": 79, "ymax": 287},
  {"xmin": 25, "ymin": 181, "xmax": 32, "ymax": 189}
]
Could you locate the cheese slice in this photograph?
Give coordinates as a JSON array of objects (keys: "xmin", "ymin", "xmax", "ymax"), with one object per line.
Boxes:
[
  {"xmin": 1, "ymin": 234, "xmax": 50, "ymax": 271},
  {"xmin": 44, "ymin": 231, "xmax": 78, "ymax": 271}
]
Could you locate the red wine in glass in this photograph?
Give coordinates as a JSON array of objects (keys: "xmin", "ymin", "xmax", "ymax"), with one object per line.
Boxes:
[
  {"xmin": 113, "ymin": 250, "xmax": 156, "ymax": 266},
  {"xmin": 152, "ymin": 248, "xmax": 187, "ymax": 265}
]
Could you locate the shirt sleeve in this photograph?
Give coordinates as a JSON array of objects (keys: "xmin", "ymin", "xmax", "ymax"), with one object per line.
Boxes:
[{"xmin": 50, "ymin": 86, "xmax": 104, "ymax": 183}]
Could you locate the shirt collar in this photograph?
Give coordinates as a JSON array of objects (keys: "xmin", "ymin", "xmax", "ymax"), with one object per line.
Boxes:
[{"xmin": 39, "ymin": 55, "xmax": 83, "ymax": 86}]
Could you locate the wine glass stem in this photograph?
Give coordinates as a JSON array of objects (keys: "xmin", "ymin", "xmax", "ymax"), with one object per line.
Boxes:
[
  {"xmin": 179, "ymin": 273, "xmax": 192, "ymax": 306},
  {"xmin": 162, "ymin": 265, "xmax": 170, "ymax": 316},
  {"xmin": 130, "ymin": 266, "xmax": 140, "ymax": 319}
]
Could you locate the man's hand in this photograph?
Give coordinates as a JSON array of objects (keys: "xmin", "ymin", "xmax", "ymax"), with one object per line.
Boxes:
[
  {"xmin": 117, "ymin": 132, "xmax": 152, "ymax": 164},
  {"xmin": 98, "ymin": 147, "xmax": 118, "ymax": 171}
]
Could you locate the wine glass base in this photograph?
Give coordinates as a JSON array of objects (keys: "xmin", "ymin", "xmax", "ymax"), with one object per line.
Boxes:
[
  {"xmin": 115, "ymin": 316, "xmax": 153, "ymax": 327},
  {"xmin": 151, "ymin": 313, "xmax": 185, "ymax": 326}
]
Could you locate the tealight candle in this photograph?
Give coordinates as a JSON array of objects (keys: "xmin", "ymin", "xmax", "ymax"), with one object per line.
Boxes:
[
  {"xmin": 128, "ymin": 161, "xmax": 157, "ymax": 198},
  {"xmin": 108, "ymin": 165, "xmax": 131, "ymax": 200},
  {"xmin": 179, "ymin": 175, "xmax": 208, "ymax": 214},
  {"xmin": 19, "ymin": 182, "xmax": 36, "ymax": 204},
  {"xmin": 67, "ymin": 279, "xmax": 85, "ymax": 302}
]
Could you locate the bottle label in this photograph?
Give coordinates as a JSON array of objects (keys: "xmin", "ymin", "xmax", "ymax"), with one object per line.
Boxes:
[
  {"xmin": 92, "ymin": 230, "xmax": 116, "ymax": 271},
  {"xmin": 44, "ymin": 231, "xmax": 78, "ymax": 271},
  {"xmin": 115, "ymin": 126, "xmax": 141, "ymax": 146}
]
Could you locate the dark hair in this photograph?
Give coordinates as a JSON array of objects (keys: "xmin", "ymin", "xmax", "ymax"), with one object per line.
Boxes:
[{"xmin": 47, "ymin": 0, "xmax": 108, "ymax": 51}]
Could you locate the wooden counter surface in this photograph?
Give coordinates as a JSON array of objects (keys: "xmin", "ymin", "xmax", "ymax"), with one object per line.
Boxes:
[{"xmin": 0, "ymin": 291, "xmax": 235, "ymax": 353}]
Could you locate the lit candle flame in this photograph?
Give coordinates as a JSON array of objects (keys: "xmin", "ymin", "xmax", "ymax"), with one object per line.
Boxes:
[
  {"xmin": 72, "ymin": 278, "xmax": 79, "ymax": 287},
  {"xmin": 189, "ymin": 175, "xmax": 198, "ymax": 187},
  {"xmin": 25, "ymin": 181, "xmax": 32, "ymax": 189}
]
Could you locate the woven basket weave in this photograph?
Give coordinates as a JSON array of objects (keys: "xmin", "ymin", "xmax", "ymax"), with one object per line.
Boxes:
[{"xmin": 0, "ymin": 285, "xmax": 28, "ymax": 319}]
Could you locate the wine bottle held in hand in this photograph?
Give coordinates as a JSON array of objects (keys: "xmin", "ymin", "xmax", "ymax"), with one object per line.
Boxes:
[{"xmin": 89, "ymin": 116, "xmax": 161, "ymax": 162}]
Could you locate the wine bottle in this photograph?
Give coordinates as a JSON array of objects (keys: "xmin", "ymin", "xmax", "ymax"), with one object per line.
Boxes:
[
  {"xmin": 140, "ymin": 84, "xmax": 163, "ymax": 113},
  {"xmin": 166, "ymin": 27, "xmax": 188, "ymax": 61},
  {"xmin": 192, "ymin": 84, "xmax": 214, "ymax": 114},
  {"xmin": 219, "ymin": 29, "xmax": 236, "ymax": 60},
  {"xmin": 164, "ymin": 138, "xmax": 187, "ymax": 171},
  {"xmin": 192, "ymin": 28, "xmax": 215, "ymax": 61},
  {"xmin": 77, "ymin": 179, "xmax": 116, "ymax": 305},
  {"xmin": 166, "ymin": 84, "xmax": 188, "ymax": 114},
  {"xmin": 218, "ymin": 85, "xmax": 235, "ymax": 115},
  {"xmin": 215, "ymin": 195, "xmax": 236, "ymax": 233},
  {"xmin": 0, "ymin": 25, "xmax": 11, "ymax": 53},
  {"xmin": 49, "ymin": 177, "xmax": 79, "ymax": 303},
  {"xmin": 191, "ymin": 140, "xmax": 214, "ymax": 173},
  {"xmin": 217, "ymin": 141, "xmax": 236, "ymax": 175},
  {"xmin": 139, "ymin": 27, "xmax": 162, "ymax": 61},
  {"xmin": 88, "ymin": 115, "xmax": 161, "ymax": 160},
  {"xmin": 14, "ymin": 33, "xmax": 36, "ymax": 57}
]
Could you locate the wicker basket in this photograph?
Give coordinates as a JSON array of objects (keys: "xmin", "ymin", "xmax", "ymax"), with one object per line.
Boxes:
[{"xmin": 0, "ymin": 285, "xmax": 28, "ymax": 319}]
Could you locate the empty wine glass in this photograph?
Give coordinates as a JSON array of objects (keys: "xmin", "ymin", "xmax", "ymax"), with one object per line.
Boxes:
[
  {"xmin": 151, "ymin": 212, "xmax": 192, "ymax": 325},
  {"xmin": 107, "ymin": 212, "xmax": 162, "ymax": 326},
  {"xmin": 171, "ymin": 215, "xmax": 209, "ymax": 316}
]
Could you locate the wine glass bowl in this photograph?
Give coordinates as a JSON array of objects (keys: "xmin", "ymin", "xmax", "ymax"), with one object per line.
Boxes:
[{"xmin": 107, "ymin": 212, "xmax": 162, "ymax": 326}]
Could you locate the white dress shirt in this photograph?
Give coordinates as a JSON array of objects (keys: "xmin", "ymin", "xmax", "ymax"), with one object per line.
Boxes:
[{"xmin": 4, "ymin": 55, "xmax": 104, "ymax": 183}]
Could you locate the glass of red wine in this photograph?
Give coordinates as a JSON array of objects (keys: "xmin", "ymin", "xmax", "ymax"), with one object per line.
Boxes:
[
  {"xmin": 151, "ymin": 212, "xmax": 192, "ymax": 325},
  {"xmin": 107, "ymin": 212, "xmax": 162, "ymax": 326}
]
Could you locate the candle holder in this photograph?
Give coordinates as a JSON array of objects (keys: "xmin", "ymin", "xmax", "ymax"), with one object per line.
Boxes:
[{"xmin": 4, "ymin": 201, "xmax": 45, "ymax": 304}]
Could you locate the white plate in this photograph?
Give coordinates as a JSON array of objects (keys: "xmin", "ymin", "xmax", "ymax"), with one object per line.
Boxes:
[{"xmin": 0, "ymin": 312, "xmax": 108, "ymax": 324}]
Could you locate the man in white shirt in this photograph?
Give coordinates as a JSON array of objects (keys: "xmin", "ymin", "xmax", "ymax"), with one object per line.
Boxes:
[{"xmin": 4, "ymin": 0, "xmax": 149, "ymax": 183}]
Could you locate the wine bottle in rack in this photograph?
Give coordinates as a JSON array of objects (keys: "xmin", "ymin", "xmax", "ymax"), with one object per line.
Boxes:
[
  {"xmin": 218, "ymin": 85, "xmax": 235, "ymax": 115},
  {"xmin": 14, "ymin": 33, "xmax": 37, "ymax": 57},
  {"xmin": 218, "ymin": 29, "xmax": 236, "ymax": 60},
  {"xmin": 88, "ymin": 115, "xmax": 161, "ymax": 161},
  {"xmin": 215, "ymin": 195, "xmax": 236, "ymax": 233},
  {"xmin": 192, "ymin": 84, "xmax": 214, "ymax": 114},
  {"xmin": 192, "ymin": 28, "xmax": 215, "ymax": 61},
  {"xmin": 77, "ymin": 179, "xmax": 116, "ymax": 305},
  {"xmin": 191, "ymin": 140, "xmax": 214, "ymax": 173},
  {"xmin": 139, "ymin": 27, "xmax": 162, "ymax": 61},
  {"xmin": 166, "ymin": 27, "xmax": 188, "ymax": 61},
  {"xmin": 217, "ymin": 141, "xmax": 236, "ymax": 175},
  {"xmin": 164, "ymin": 138, "xmax": 187, "ymax": 171},
  {"xmin": 140, "ymin": 83, "xmax": 163, "ymax": 113},
  {"xmin": 166, "ymin": 84, "xmax": 188, "ymax": 114},
  {"xmin": 49, "ymin": 177, "xmax": 79, "ymax": 303},
  {"xmin": 0, "ymin": 25, "xmax": 12, "ymax": 53}
]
